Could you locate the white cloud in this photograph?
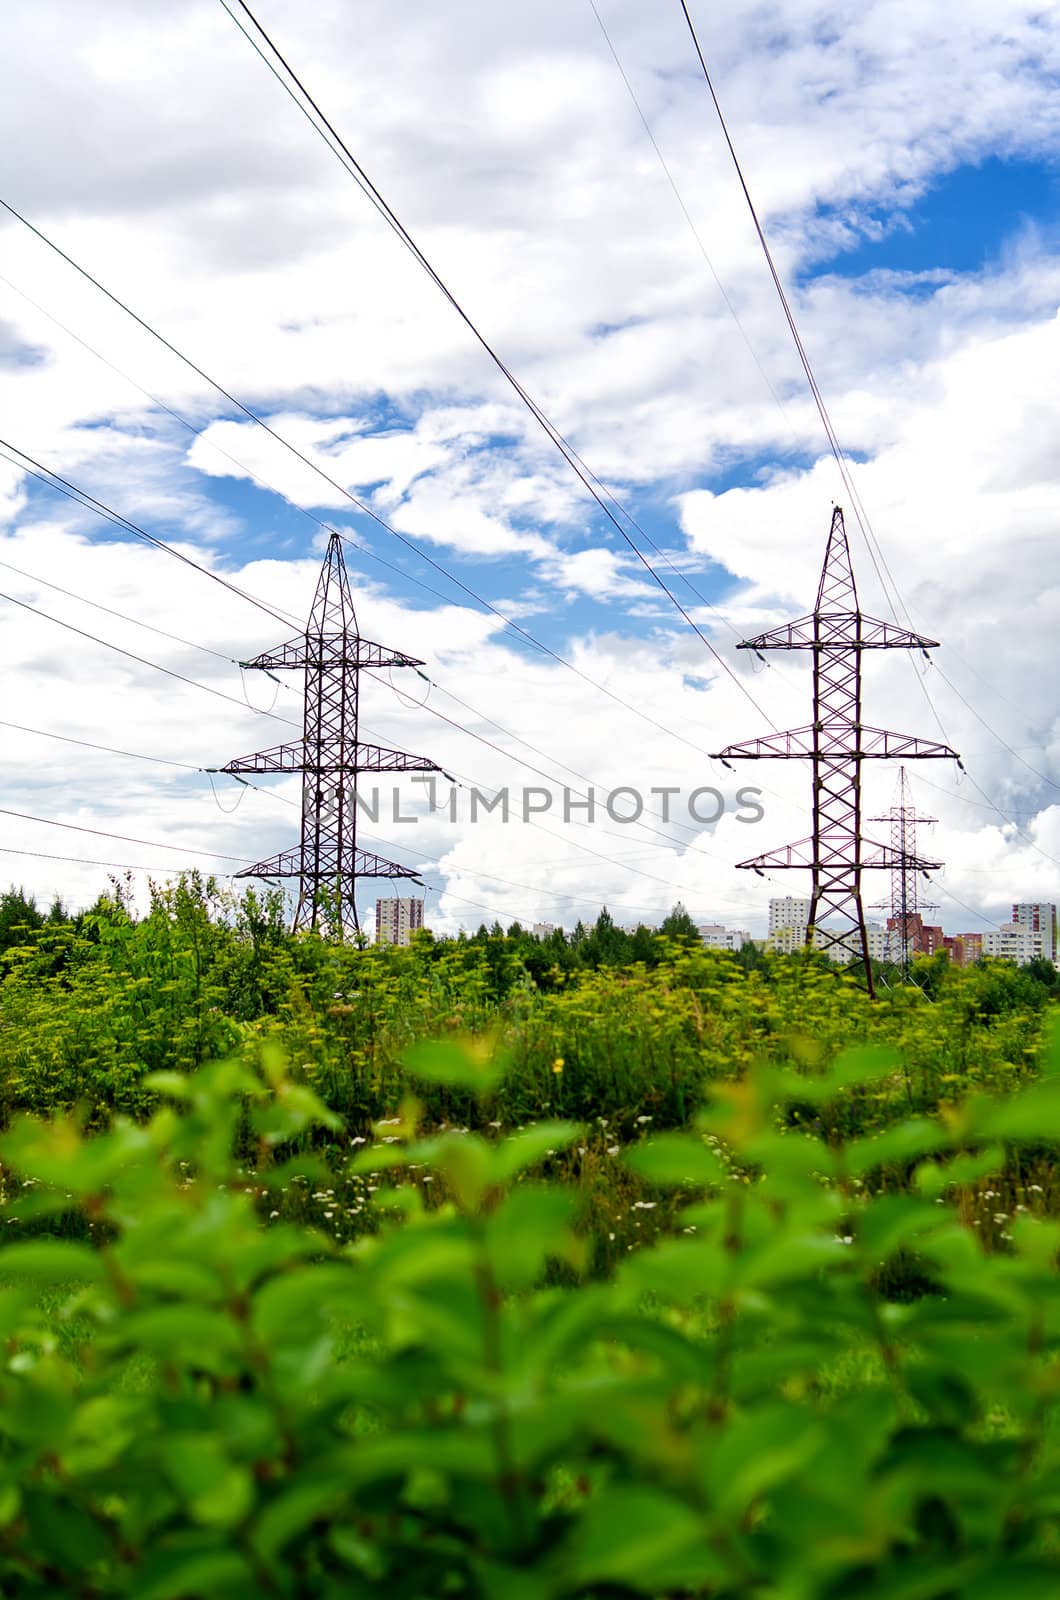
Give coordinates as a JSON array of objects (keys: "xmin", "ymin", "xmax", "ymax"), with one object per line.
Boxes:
[{"xmin": 0, "ymin": 0, "xmax": 1059, "ymax": 934}]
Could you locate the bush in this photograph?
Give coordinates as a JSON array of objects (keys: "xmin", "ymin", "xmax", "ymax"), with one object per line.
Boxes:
[{"xmin": 1, "ymin": 1032, "xmax": 1060, "ymax": 1595}]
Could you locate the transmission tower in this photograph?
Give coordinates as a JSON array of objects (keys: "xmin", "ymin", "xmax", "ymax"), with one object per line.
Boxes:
[
  {"xmin": 712, "ymin": 506, "xmax": 959, "ymax": 996},
  {"xmin": 870, "ymin": 767, "xmax": 939, "ymax": 981},
  {"xmin": 223, "ymin": 532, "xmax": 438, "ymax": 938}
]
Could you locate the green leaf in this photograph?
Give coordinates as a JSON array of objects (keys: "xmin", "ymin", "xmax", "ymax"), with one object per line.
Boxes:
[
  {"xmin": 349, "ymin": 1145, "xmax": 412, "ymax": 1174},
  {"xmin": 822, "ymin": 1044, "xmax": 902, "ymax": 1094},
  {"xmin": 108, "ymin": 1306, "xmax": 243, "ymax": 1371},
  {"xmin": 1039, "ymin": 1009, "xmax": 1060, "ymax": 1079},
  {"xmin": 0, "ymin": 1114, "xmax": 153, "ymax": 1195},
  {"xmin": 1010, "ymin": 1214, "xmax": 1060, "ymax": 1267},
  {"xmin": 23, "ymin": 1492, "xmax": 112, "ymax": 1570},
  {"xmin": 401, "ymin": 1037, "xmax": 505, "ymax": 1093},
  {"xmin": 914, "ymin": 1146, "xmax": 1004, "ymax": 1197},
  {"xmin": 132, "ymin": 1541, "xmax": 254, "ymax": 1600},
  {"xmin": 251, "ymin": 1263, "xmax": 358, "ymax": 1345},
  {"xmin": 144, "ymin": 1070, "xmax": 192, "ymax": 1100},
  {"xmin": 855, "ymin": 1195, "xmax": 947, "ymax": 1261},
  {"xmin": 736, "ymin": 1231, "xmax": 846, "ymax": 1290},
  {"xmin": 416, "ymin": 1131, "xmax": 494, "ymax": 1212},
  {"xmin": 773, "ymin": 1046, "xmax": 902, "ymax": 1105},
  {"xmin": 904, "ymin": 1366, "xmax": 979, "ymax": 1427},
  {"xmin": 976, "ymin": 1080, "xmax": 1060, "ymax": 1141},
  {"xmin": 161, "ymin": 1434, "xmax": 255, "ymax": 1529},
  {"xmin": 0, "ymin": 1239, "xmax": 104, "ymax": 1282},
  {"xmin": 741, "ymin": 1129, "xmax": 829, "ymax": 1184},
  {"xmin": 490, "ymin": 1121, "xmax": 582, "ymax": 1184},
  {"xmin": 122, "ymin": 1258, "xmax": 225, "ymax": 1301},
  {"xmin": 624, "ymin": 1132, "xmax": 727, "ymax": 1187},
  {"xmin": 251, "ymin": 1474, "xmax": 352, "ymax": 1564},
  {"xmin": 254, "ymin": 1154, "xmax": 332, "ymax": 1189},
  {"xmin": 565, "ymin": 1485, "xmax": 721, "ymax": 1591},
  {"xmin": 485, "ymin": 1184, "xmax": 578, "ymax": 1288},
  {"xmin": 964, "ymin": 1567, "xmax": 1060, "ymax": 1600},
  {"xmin": 250, "ymin": 1083, "xmax": 341, "ymax": 1144},
  {"xmin": 843, "ymin": 1119, "xmax": 947, "ymax": 1177},
  {"xmin": 703, "ymin": 1402, "xmax": 824, "ymax": 1515},
  {"xmin": 615, "ymin": 1238, "xmax": 729, "ymax": 1305},
  {"xmin": 329, "ymin": 1524, "xmax": 387, "ymax": 1579}
]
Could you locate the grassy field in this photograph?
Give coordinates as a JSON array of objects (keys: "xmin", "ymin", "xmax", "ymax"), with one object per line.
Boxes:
[{"xmin": 1, "ymin": 876, "xmax": 1060, "ymax": 1595}]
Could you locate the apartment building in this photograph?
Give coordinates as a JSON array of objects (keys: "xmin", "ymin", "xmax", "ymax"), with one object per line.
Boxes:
[{"xmin": 375, "ymin": 896, "xmax": 425, "ymax": 947}]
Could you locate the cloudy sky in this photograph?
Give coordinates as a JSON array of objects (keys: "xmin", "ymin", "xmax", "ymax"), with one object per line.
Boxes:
[{"xmin": 1, "ymin": 0, "xmax": 1059, "ymax": 937}]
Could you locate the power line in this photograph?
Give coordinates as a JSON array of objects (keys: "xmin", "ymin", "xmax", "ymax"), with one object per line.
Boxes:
[
  {"xmin": 0, "ymin": 273, "xmax": 729, "ymax": 766},
  {"xmin": 932, "ymin": 881, "xmax": 1003, "ymax": 931},
  {"xmin": 586, "ymin": 0, "xmax": 792, "ymax": 434},
  {"xmin": 0, "ymin": 557, "xmax": 726, "ymax": 900},
  {"xmin": 929, "ymin": 660, "xmax": 1060, "ymax": 797},
  {"xmin": 0, "ymin": 518, "xmax": 746, "ymax": 891},
  {"xmin": 3, "ymin": 29, "xmax": 1044, "ymax": 916},
  {"xmin": 214, "ymin": 0, "xmax": 776, "ymax": 728},
  {"xmin": 0, "ymin": 267, "xmax": 500, "ymax": 620},
  {"xmin": 0, "ymin": 717, "xmax": 199, "ymax": 771},
  {"xmin": 1, "ymin": 710, "xmax": 699, "ymax": 921},
  {"xmin": 0, "ymin": 491, "xmax": 722, "ymax": 868},
  {"xmin": 674, "ymin": 0, "xmax": 1060, "ymax": 886},
  {"xmin": 0, "ymin": 551, "xmax": 236, "ymax": 664},
  {"xmin": 0, "ymin": 846, "xmax": 201, "ymax": 875},
  {"xmin": 0, "ymin": 422, "xmax": 766, "ymax": 870},
  {"xmin": 910, "ymin": 765, "xmax": 1039, "ymax": 819},
  {"xmin": 0, "ymin": 588, "xmax": 302, "ymax": 729},
  {"xmin": 0, "ymin": 805, "xmax": 251, "ymax": 863},
  {"xmin": 0, "ymin": 437, "xmax": 296, "ymax": 629},
  {"xmin": 675, "ymin": 0, "xmax": 905, "ymax": 624}
]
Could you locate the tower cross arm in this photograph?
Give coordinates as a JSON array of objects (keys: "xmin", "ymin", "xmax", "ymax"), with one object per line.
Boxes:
[
  {"xmin": 712, "ymin": 728, "xmax": 816, "ymax": 760},
  {"xmin": 861, "ymin": 846, "xmax": 942, "ymax": 872},
  {"xmin": 222, "ymin": 742, "xmax": 440, "ymax": 775},
  {"xmin": 857, "ymin": 728, "xmax": 959, "ymax": 761},
  {"xmin": 236, "ymin": 846, "xmax": 423, "ymax": 882},
  {"xmin": 239, "ymin": 636, "xmax": 426, "ymax": 671},
  {"xmin": 733, "ymin": 834, "xmax": 909, "ymax": 871},
  {"xmin": 736, "ymin": 616, "xmax": 940, "ymax": 652},
  {"xmin": 355, "ymin": 743, "xmax": 440, "ymax": 774},
  {"xmin": 713, "ymin": 727, "xmax": 959, "ymax": 762}
]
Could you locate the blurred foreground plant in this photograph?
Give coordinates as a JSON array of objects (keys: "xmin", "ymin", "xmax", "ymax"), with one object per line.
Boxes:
[{"xmin": 1, "ymin": 1032, "xmax": 1060, "ymax": 1595}]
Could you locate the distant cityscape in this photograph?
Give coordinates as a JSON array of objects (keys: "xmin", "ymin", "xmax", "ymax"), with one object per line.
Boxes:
[{"xmin": 374, "ymin": 895, "xmax": 1060, "ymax": 967}]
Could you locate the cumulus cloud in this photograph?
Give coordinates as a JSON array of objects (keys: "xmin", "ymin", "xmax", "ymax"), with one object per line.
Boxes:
[{"xmin": 0, "ymin": 0, "xmax": 1058, "ymax": 933}]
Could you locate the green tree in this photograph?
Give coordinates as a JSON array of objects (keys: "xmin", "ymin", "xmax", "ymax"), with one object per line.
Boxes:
[
  {"xmin": 659, "ymin": 900, "xmax": 698, "ymax": 941},
  {"xmin": 0, "ymin": 887, "xmax": 44, "ymax": 953}
]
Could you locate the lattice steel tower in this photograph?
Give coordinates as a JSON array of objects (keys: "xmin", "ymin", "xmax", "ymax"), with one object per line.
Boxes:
[
  {"xmin": 871, "ymin": 767, "xmax": 939, "ymax": 981},
  {"xmin": 713, "ymin": 506, "xmax": 958, "ymax": 996},
  {"xmin": 224, "ymin": 532, "xmax": 438, "ymax": 938}
]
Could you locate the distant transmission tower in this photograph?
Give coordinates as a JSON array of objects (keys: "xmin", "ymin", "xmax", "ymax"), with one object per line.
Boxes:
[
  {"xmin": 870, "ymin": 767, "xmax": 939, "ymax": 981},
  {"xmin": 713, "ymin": 506, "xmax": 958, "ymax": 996},
  {"xmin": 223, "ymin": 532, "xmax": 438, "ymax": 938}
]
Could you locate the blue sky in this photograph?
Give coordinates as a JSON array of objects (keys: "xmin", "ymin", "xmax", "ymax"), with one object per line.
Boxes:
[
  {"xmin": 812, "ymin": 155, "xmax": 1060, "ymax": 279},
  {"xmin": 1, "ymin": 0, "xmax": 1060, "ymax": 935}
]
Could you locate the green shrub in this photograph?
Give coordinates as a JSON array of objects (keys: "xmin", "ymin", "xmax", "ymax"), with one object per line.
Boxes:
[{"xmin": 1, "ymin": 1033, "xmax": 1060, "ymax": 1595}]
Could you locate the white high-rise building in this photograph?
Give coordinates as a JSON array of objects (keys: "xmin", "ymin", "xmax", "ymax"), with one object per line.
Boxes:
[
  {"xmin": 375, "ymin": 896, "xmax": 425, "ymax": 947},
  {"xmin": 1011, "ymin": 904, "xmax": 1058, "ymax": 962},
  {"xmin": 864, "ymin": 924, "xmax": 903, "ymax": 964},
  {"xmin": 765, "ymin": 901, "xmax": 899, "ymax": 964},
  {"xmin": 767, "ymin": 897, "xmax": 810, "ymax": 953},
  {"xmin": 768, "ymin": 897, "xmax": 811, "ymax": 936},
  {"xmin": 983, "ymin": 921, "xmax": 1050, "ymax": 966},
  {"xmin": 698, "ymin": 923, "xmax": 753, "ymax": 952}
]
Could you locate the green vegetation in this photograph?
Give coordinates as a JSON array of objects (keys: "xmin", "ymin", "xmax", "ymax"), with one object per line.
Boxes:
[{"xmin": 0, "ymin": 875, "xmax": 1059, "ymax": 1595}]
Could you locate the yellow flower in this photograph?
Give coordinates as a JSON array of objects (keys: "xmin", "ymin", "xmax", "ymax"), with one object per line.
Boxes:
[{"xmin": 552, "ymin": 1058, "xmax": 565, "ymax": 1074}]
